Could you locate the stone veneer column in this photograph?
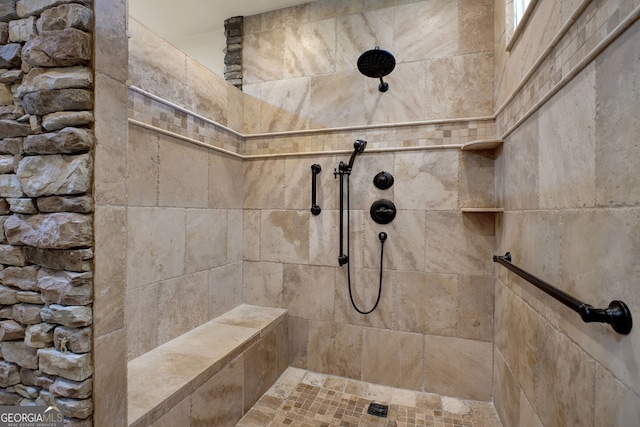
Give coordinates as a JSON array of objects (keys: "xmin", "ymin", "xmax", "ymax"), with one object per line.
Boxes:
[
  {"xmin": 224, "ymin": 16, "xmax": 243, "ymax": 90},
  {"xmin": 0, "ymin": 0, "xmax": 96, "ymax": 425}
]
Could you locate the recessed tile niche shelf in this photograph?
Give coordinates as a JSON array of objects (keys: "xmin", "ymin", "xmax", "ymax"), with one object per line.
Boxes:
[{"xmin": 460, "ymin": 139, "xmax": 504, "ymax": 213}]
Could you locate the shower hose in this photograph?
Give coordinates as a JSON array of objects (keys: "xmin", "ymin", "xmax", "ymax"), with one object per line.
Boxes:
[{"xmin": 345, "ymin": 173, "xmax": 385, "ymax": 315}]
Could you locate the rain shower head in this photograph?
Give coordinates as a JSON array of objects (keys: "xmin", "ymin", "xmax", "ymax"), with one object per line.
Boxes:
[
  {"xmin": 357, "ymin": 47, "xmax": 395, "ymax": 78},
  {"xmin": 357, "ymin": 47, "xmax": 395, "ymax": 92},
  {"xmin": 347, "ymin": 140, "xmax": 367, "ymax": 169}
]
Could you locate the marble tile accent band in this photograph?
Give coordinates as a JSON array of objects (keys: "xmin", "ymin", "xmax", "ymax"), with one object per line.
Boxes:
[
  {"xmin": 128, "ymin": 118, "xmax": 244, "ymax": 160},
  {"xmin": 128, "ymin": 86, "xmax": 495, "ymax": 158},
  {"xmin": 497, "ymin": 0, "xmax": 593, "ymax": 117},
  {"xmin": 128, "ymin": 117, "xmax": 464, "ymax": 160},
  {"xmin": 130, "ymin": 85, "xmax": 493, "ymax": 139},
  {"xmin": 500, "ymin": 4, "xmax": 640, "ymax": 140},
  {"xmin": 129, "ymin": 85, "xmax": 244, "ymax": 138}
]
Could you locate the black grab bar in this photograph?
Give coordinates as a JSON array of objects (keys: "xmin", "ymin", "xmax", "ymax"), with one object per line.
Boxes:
[
  {"xmin": 310, "ymin": 164, "xmax": 321, "ymax": 215},
  {"xmin": 493, "ymin": 252, "xmax": 633, "ymax": 335}
]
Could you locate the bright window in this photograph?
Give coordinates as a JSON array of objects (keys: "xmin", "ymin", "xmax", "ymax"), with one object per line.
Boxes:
[{"xmin": 514, "ymin": 0, "xmax": 532, "ymax": 27}]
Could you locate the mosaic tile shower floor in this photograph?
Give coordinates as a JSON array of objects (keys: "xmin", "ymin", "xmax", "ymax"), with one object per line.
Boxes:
[{"xmin": 237, "ymin": 368, "xmax": 502, "ymax": 427}]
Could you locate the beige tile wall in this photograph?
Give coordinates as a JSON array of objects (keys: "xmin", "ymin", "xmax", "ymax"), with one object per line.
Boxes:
[
  {"xmin": 124, "ymin": 126, "xmax": 244, "ymax": 360},
  {"xmin": 228, "ymin": 0, "xmax": 498, "ymax": 400},
  {"xmin": 115, "ymin": 0, "xmax": 640, "ymax": 423},
  {"xmin": 494, "ymin": 0, "xmax": 640, "ymax": 425},
  {"xmin": 129, "ymin": 0, "xmax": 640, "ymax": 413},
  {"xmin": 125, "ymin": 18, "xmax": 247, "ymax": 362},
  {"xmin": 128, "ymin": 18, "xmax": 240, "ymax": 130},
  {"xmin": 242, "ymin": 0, "xmax": 494, "ymax": 132},
  {"xmin": 243, "ymin": 147, "xmax": 496, "ymax": 398},
  {"xmin": 118, "ymin": 0, "xmax": 494, "ymax": 421},
  {"xmin": 494, "ymin": 0, "xmax": 640, "ymax": 135}
]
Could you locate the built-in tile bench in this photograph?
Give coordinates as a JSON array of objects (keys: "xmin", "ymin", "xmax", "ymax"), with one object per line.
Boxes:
[{"xmin": 127, "ymin": 304, "xmax": 288, "ymax": 427}]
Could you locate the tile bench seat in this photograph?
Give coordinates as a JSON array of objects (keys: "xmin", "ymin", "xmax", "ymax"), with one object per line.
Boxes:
[{"xmin": 127, "ymin": 304, "xmax": 288, "ymax": 427}]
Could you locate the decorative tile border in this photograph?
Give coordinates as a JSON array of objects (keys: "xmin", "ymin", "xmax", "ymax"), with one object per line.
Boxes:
[
  {"xmin": 128, "ymin": 87, "xmax": 495, "ymax": 158},
  {"xmin": 128, "ymin": 89, "xmax": 244, "ymax": 155},
  {"xmin": 128, "ymin": 0, "xmax": 639, "ymax": 158},
  {"xmin": 243, "ymin": 120, "xmax": 495, "ymax": 156},
  {"xmin": 496, "ymin": 0, "xmax": 640, "ymax": 138}
]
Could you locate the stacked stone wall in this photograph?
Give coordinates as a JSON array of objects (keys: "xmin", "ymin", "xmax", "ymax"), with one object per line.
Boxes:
[
  {"xmin": 0, "ymin": 1, "xmax": 94, "ymax": 425},
  {"xmin": 224, "ymin": 16, "xmax": 242, "ymax": 90}
]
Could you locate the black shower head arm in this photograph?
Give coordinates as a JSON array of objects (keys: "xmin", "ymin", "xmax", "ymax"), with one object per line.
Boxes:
[{"xmin": 378, "ymin": 77, "xmax": 389, "ymax": 92}]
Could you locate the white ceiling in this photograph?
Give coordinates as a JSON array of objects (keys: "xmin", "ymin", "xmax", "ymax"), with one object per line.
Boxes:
[{"xmin": 128, "ymin": 0, "xmax": 313, "ymax": 42}]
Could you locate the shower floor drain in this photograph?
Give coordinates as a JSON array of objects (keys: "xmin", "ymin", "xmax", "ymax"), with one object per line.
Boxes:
[{"xmin": 367, "ymin": 403, "xmax": 389, "ymax": 418}]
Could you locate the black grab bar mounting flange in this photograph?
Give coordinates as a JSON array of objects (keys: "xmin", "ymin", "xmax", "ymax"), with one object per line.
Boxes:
[{"xmin": 493, "ymin": 252, "xmax": 632, "ymax": 335}]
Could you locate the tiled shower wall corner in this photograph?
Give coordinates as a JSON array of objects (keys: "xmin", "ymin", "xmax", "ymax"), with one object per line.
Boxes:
[
  {"xmin": 126, "ymin": 83, "xmax": 499, "ymax": 403},
  {"xmin": 125, "ymin": 0, "xmax": 499, "ymax": 401},
  {"xmin": 128, "ymin": 89, "xmax": 243, "ymax": 155},
  {"xmin": 493, "ymin": 0, "xmax": 640, "ymax": 426},
  {"xmin": 127, "ymin": 18, "xmax": 246, "ymax": 134},
  {"xmin": 239, "ymin": 0, "xmax": 499, "ymax": 399},
  {"xmin": 243, "ymin": 149, "xmax": 497, "ymax": 399},
  {"xmin": 495, "ymin": 0, "xmax": 640, "ymax": 136},
  {"xmin": 122, "ymin": 1, "xmax": 640, "ymax": 425},
  {"xmin": 124, "ymin": 123, "xmax": 244, "ymax": 361}
]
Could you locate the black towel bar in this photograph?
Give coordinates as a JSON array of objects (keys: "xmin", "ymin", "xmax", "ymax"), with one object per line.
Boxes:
[{"xmin": 493, "ymin": 252, "xmax": 632, "ymax": 335}]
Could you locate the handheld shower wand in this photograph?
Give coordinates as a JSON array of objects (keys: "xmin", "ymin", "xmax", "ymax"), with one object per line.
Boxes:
[
  {"xmin": 348, "ymin": 140, "xmax": 367, "ymax": 169},
  {"xmin": 340, "ymin": 140, "xmax": 368, "ymax": 173}
]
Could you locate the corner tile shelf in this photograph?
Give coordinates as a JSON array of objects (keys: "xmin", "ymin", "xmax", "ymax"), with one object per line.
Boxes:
[
  {"xmin": 461, "ymin": 207, "xmax": 504, "ymax": 213},
  {"xmin": 461, "ymin": 139, "xmax": 503, "ymax": 151},
  {"xmin": 460, "ymin": 139, "xmax": 504, "ymax": 213}
]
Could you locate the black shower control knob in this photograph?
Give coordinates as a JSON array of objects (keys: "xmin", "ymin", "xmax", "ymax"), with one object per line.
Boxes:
[
  {"xmin": 373, "ymin": 171, "xmax": 394, "ymax": 190},
  {"xmin": 370, "ymin": 199, "xmax": 396, "ymax": 224}
]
